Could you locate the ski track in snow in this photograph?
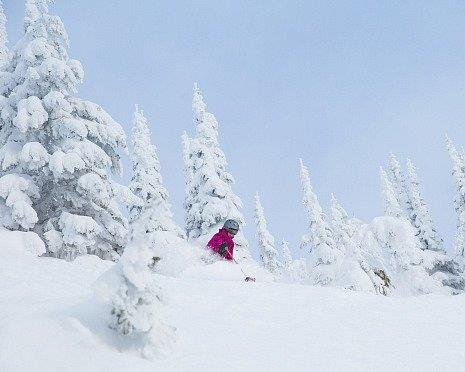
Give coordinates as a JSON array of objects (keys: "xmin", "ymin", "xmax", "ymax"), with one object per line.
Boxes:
[{"xmin": 1, "ymin": 239, "xmax": 465, "ymax": 372}]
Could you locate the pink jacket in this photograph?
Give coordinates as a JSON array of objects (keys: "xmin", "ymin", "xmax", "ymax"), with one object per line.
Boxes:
[{"xmin": 207, "ymin": 228, "xmax": 234, "ymax": 261}]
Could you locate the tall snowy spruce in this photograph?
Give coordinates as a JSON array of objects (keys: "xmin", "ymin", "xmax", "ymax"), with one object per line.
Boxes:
[
  {"xmin": 183, "ymin": 83, "xmax": 250, "ymax": 260},
  {"xmin": 299, "ymin": 159, "xmax": 341, "ymax": 285},
  {"xmin": 110, "ymin": 105, "xmax": 184, "ymax": 356},
  {"xmin": 182, "ymin": 131, "xmax": 196, "ymax": 234},
  {"xmin": 281, "ymin": 239, "xmax": 293, "ymax": 274},
  {"xmin": 0, "ymin": 2, "xmax": 28, "ymax": 229},
  {"xmin": 129, "ymin": 105, "xmax": 184, "ymax": 247},
  {"xmin": 254, "ymin": 193, "xmax": 280, "ymax": 275},
  {"xmin": 330, "ymin": 194, "xmax": 358, "ymax": 257},
  {"xmin": 380, "ymin": 167, "xmax": 403, "ymax": 218},
  {"xmin": 0, "ymin": 0, "xmax": 8, "ymax": 68},
  {"xmin": 0, "ymin": 1, "xmax": 127, "ymax": 260},
  {"xmin": 370, "ymin": 165, "xmax": 452, "ymax": 294},
  {"xmin": 387, "ymin": 153, "xmax": 408, "ymax": 215},
  {"xmin": 446, "ymin": 136, "xmax": 465, "ymax": 259},
  {"xmin": 404, "ymin": 159, "xmax": 443, "ymax": 252}
]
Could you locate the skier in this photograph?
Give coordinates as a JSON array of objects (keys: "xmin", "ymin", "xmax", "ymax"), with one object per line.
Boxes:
[
  {"xmin": 206, "ymin": 220, "xmax": 256, "ymax": 282},
  {"xmin": 206, "ymin": 219, "xmax": 239, "ymax": 261}
]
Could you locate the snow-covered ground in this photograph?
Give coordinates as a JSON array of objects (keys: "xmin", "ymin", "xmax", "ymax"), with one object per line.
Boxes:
[{"xmin": 1, "ymin": 231, "xmax": 465, "ymax": 372}]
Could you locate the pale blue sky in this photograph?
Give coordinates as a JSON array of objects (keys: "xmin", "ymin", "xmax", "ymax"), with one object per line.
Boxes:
[{"xmin": 5, "ymin": 1, "xmax": 465, "ymax": 257}]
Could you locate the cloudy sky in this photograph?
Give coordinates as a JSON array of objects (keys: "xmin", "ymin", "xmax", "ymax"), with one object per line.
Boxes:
[{"xmin": 6, "ymin": 1, "xmax": 465, "ymax": 257}]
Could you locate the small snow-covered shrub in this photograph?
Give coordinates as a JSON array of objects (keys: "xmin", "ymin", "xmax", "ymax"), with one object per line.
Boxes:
[
  {"xmin": 360, "ymin": 217, "xmax": 448, "ymax": 296},
  {"xmin": 110, "ymin": 235, "xmax": 176, "ymax": 359}
]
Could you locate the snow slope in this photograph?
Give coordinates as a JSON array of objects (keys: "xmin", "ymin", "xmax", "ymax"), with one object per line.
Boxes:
[{"xmin": 1, "ymin": 231, "xmax": 465, "ymax": 372}]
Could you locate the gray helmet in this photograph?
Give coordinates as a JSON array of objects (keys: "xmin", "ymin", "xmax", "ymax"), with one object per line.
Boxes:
[{"xmin": 223, "ymin": 219, "xmax": 239, "ymax": 235}]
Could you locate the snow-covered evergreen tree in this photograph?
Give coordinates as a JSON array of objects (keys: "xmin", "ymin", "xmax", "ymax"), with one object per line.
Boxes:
[
  {"xmin": 0, "ymin": 0, "xmax": 127, "ymax": 260},
  {"xmin": 254, "ymin": 193, "xmax": 280, "ymax": 275},
  {"xmin": 111, "ymin": 105, "xmax": 182, "ymax": 355},
  {"xmin": 360, "ymin": 216, "xmax": 449, "ymax": 295},
  {"xmin": 281, "ymin": 239, "xmax": 293, "ymax": 274},
  {"xmin": 183, "ymin": 83, "xmax": 250, "ymax": 260},
  {"xmin": 380, "ymin": 167, "xmax": 403, "ymax": 218},
  {"xmin": 0, "ymin": 0, "xmax": 9, "ymax": 153},
  {"xmin": 378, "ymin": 166, "xmax": 447, "ymax": 293},
  {"xmin": 330, "ymin": 194, "xmax": 359, "ymax": 259},
  {"xmin": 446, "ymin": 136, "xmax": 465, "ymax": 259},
  {"xmin": 387, "ymin": 154, "xmax": 446, "ymax": 255},
  {"xmin": 130, "ymin": 105, "xmax": 184, "ymax": 239},
  {"xmin": 387, "ymin": 153, "xmax": 408, "ymax": 215},
  {"xmin": 111, "ymin": 225, "xmax": 175, "ymax": 359},
  {"xmin": 404, "ymin": 159, "xmax": 443, "ymax": 252},
  {"xmin": 299, "ymin": 159, "xmax": 340, "ymax": 285},
  {"xmin": 0, "ymin": 0, "xmax": 8, "ymax": 69},
  {"xmin": 182, "ymin": 131, "xmax": 195, "ymax": 234},
  {"xmin": 280, "ymin": 239, "xmax": 307, "ymax": 283},
  {"xmin": 0, "ymin": 0, "xmax": 10, "ymax": 166},
  {"xmin": 330, "ymin": 194, "xmax": 386, "ymax": 293}
]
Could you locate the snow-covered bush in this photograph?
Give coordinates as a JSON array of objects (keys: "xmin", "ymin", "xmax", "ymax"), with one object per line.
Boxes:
[
  {"xmin": 110, "ymin": 232, "xmax": 176, "ymax": 359},
  {"xmin": 280, "ymin": 239, "xmax": 307, "ymax": 283},
  {"xmin": 330, "ymin": 194, "xmax": 379, "ymax": 293},
  {"xmin": 183, "ymin": 83, "xmax": 250, "ymax": 260},
  {"xmin": 359, "ymin": 217, "xmax": 448, "ymax": 296},
  {"xmin": 424, "ymin": 250, "xmax": 465, "ymax": 293},
  {"xmin": 0, "ymin": 0, "xmax": 127, "ymax": 260}
]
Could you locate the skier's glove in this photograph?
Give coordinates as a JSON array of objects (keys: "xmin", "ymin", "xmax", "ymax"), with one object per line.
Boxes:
[{"xmin": 218, "ymin": 242, "xmax": 228, "ymax": 257}]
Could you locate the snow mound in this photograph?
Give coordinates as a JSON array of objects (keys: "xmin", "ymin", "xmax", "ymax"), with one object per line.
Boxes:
[
  {"xmin": 360, "ymin": 217, "xmax": 449, "ymax": 296},
  {"xmin": 0, "ymin": 228, "xmax": 45, "ymax": 257}
]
